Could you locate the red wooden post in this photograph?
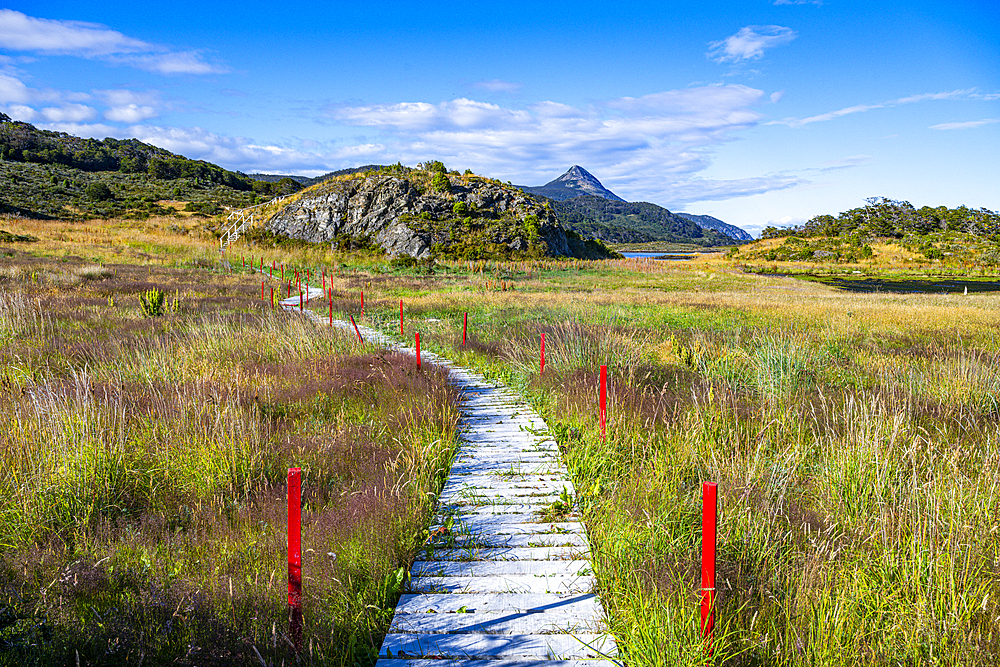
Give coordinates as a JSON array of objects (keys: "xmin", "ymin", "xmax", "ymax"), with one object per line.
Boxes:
[
  {"xmin": 242, "ymin": 255, "xmax": 245, "ymax": 269},
  {"xmin": 270, "ymin": 265, "xmax": 273, "ymax": 279},
  {"xmin": 540, "ymin": 333, "xmax": 546, "ymax": 374},
  {"xmin": 287, "ymin": 280, "xmax": 291, "ymax": 297},
  {"xmin": 329, "ymin": 299, "xmax": 333, "ymax": 326},
  {"xmin": 701, "ymin": 481, "xmax": 718, "ymax": 654},
  {"xmin": 261, "ymin": 279, "xmax": 264, "ymax": 300},
  {"xmin": 360, "ymin": 290, "xmax": 365, "ymax": 318},
  {"xmin": 287, "ymin": 467, "xmax": 303, "ymax": 652},
  {"xmin": 599, "ymin": 365, "xmax": 607, "ymax": 440},
  {"xmin": 462, "ymin": 312, "xmax": 467, "ymax": 346},
  {"xmin": 416, "ymin": 332, "xmax": 421, "ymax": 369},
  {"xmin": 350, "ymin": 314, "xmax": 363, "ymax": 343},
  {"xmin": 270, "ymin": 287, "xmax": 274, "ymax": 309},
  {"xmin": 399, "ymin": 299, "xmax": 404, "ymax": 335},
  {"xmin": 299, "ymin": 289, "xmax": 302, "ymax": 312}
]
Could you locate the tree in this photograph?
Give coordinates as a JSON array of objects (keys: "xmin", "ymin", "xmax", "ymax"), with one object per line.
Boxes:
[
  {"xmin": 431, "ymin": 171, "xmax": 450, "ymax": 193},
  {"xmin": 84, "ymin": 182, "xmax": 113, "ymax": 201}
]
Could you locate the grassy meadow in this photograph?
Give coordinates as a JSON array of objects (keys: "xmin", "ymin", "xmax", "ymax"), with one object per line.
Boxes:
[
  {"xmin": 0, "ymin": 217, "xmax": 460, "ymax": 665},
  {"xmin": 3, "ymin": 213, "xmax": 1000, "ymax": 665},
  {"xmin": 349, "ymin": 255, "xmax": 1000, "ymax": 666}
]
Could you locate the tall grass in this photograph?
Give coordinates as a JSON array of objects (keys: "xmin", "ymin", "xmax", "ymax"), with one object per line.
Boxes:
[
  {"xmin": 399, "ymin": 288, "xmax": 1000, "ymax": 666},
  {"xmin": 0, "ymin": 262, "xmax": 460, "ymax": 666}
]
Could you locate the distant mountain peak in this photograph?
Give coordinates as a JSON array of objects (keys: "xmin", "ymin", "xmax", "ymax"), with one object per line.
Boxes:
[{"xmin": 519, "ymin": 165, "xmax": 625, "ymax": 202}]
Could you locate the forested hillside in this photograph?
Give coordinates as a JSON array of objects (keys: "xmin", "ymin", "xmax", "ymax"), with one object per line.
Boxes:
[
  {"xmin": 549, "ymin": 195, "xmax": 734, "ymax": 246},
  {"xmin": 0, "ymin": 113, "xmax": 301, "ymax": 219}
]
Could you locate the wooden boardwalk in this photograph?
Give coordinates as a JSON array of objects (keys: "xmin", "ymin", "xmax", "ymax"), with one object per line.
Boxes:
[{"xmin": 282, "ymin": 287, "xmax": 618, "ymax": 665}]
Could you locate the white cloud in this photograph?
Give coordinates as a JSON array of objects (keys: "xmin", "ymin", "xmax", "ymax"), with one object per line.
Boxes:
[
  {"xmin": 929, "ymin": 118, "xmax": 1000, "ymax": 130},
  {"xmin": 708, "ymin": 26, "xmax": 796, "ymax": 63},
  {"xmin": 774, "ymin": 0, "xmax": 822, "ymax": 5},
  {"xmin": 123, "ymin": 124, "xmax": 361, "ymax": 175},
  {"xmin": 40, "ymin": 103, "xmax": 97, "ymax": 122},
  {"xmin": 323, "ymin": 85, "xmax": 805, "ymax": 206},
  {"xmin": 104, "ymin": 103, "xmax": 157, "ymax": 122},
  {"xmin": 769, "ymin": 89, "xmax": 977, "ymax": 127},
  {"xmin": 0, "ymin": 71, "xmax": 33, "ymax": 103},
  {"xmin": 0, "ymin": 10, "xmax": 223, "ymax": 74},
  {"xmin": 472, "ymin": 79, "xmax": 522, "ymax": 94},
  {"xmin": 36, "ymin": 122, "xmax": 117, "ymax": 137},
  {"xmin": 1, "ymin": 103, "xmax": 36, "ymax": 120}
]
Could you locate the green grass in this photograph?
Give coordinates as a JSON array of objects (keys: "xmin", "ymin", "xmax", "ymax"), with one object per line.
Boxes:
[
  {"xmin": 0, "ymin": 256, "xmax": 460, "ymax": 666},
  {"xmin": 351, "ymin": 267, "xmax": 1000, "ymax": 666}
]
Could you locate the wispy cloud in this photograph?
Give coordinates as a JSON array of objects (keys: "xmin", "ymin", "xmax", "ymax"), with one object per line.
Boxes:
[
  {"xmin": 774, "ymin": 0, "xmax": 822, "ymax": 6},
  {"xmin": 708, "ymin": 26, "xmax": 796, "ymax": 63},
  {"xmin": 321, "ymin": 84, "xmax": 807, "ymax": 206},
  {"xmin": 929, "ymin": 118, "xmax": 999, "ymax": 130},
  {"xmin": 0, "ymin": 10, "xmax": 224, "ymax": 75},
  {"xmin": 472, "ymin": 79, "xmax": 522, "ymax": 94},
  {"xmin": 769, "ymin": 89, "xmax": 977, "ymax": 127},
  {"xmin": 124, "ymin": 125, "xmax": 373, "ymax": 175}
]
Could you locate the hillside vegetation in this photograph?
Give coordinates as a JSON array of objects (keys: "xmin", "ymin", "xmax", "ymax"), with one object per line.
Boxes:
[
  {"xmin": 0, "ymin": 113, "xmax": 301, "ymax": 219},
  {"xmin": 550, "ymin": 195, "xmax": 734, "ymax": 247},
  {"xmin": 733, "ymin": 197, "xmax": 1000, "ymax": 269}
]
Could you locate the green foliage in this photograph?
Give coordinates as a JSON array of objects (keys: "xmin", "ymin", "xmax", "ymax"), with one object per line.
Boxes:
[
  {"xmin": 452, "ymin": 200, "xmax": 469, "ymax": 216},
  {"xmin": 764, "ymin": 196, "xmax": 1000, "ymax": 240},
  {"xmin": 138, "ymin": 288, "xmax": 166, "ymax": 317},
  {"xmin": 431, "ymin": 171, "xmax": 451, "ymax": 193},
  {"xmin": 549, "ymin": 195, "xmax": 733, "ymax": 246},
  {"xmin": 84, "ymin": 182, "xmax": 113, "ymax": 201}
]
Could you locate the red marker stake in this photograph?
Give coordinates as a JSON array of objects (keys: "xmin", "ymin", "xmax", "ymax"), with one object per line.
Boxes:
[
  {"xmin": 287, "ymin": 281, "xmax": 291, "ymax": 298},
  {"xmin": 540, "ymin": 333, "xmax": 546, "ymax": 374},
  {"xmin": 399, "ymin": 299, "xmax": 404, "ymax": 335},
  {"xmin": 599, "ymin": 365, "xmax": 607, "ymax": 440},
  {"xmin": 270, "ymin": 287, "xmax": 274, "ymax": 310},
  {"xmin": 242, "ymin": 255, "xmax": 245, "ymax": 269},
  {"xmin": 299, "ymin": 289, "xmax": 302, "ymax": 312},
  {"xmin": 415, "ymin": 332, "xmax": 421, "ymax": 369},
  {"xmin": 463, "ymin": 312, "xmax": 468, "ymax": 347},
  {"xmin": 701, "ymin": 482, "xmax": 718, "ymax": 655},
  {"xmin": 350, "ymin": 314, "xmax": 363, "ymax": 343},
  {"xmin": 360, "ymin": 290, "xmax": 365, "ymax": 319},
  {"xmin": 261, "ymin": 279, "xmax": 265, "ymax": 300},
  {"xmin": 329, "ymin": 300, "xmax": 333, "ymax": 326},
  {"xmin": 287, "ymin": 467, "xmax": 303, "ymax": 653}
]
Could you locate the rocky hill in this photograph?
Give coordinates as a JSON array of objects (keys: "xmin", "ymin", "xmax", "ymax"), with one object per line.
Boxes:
[
  {"xmin": 265, "ymin": 164, "xmax": 616, "ymax": 260},
  {"xmin": 519, "ymin": 165, "xmax": 625, "ymax": 202},
  {"xmin": 519, "ymin": 165, "xmax": 749, "ymax": 243},
  {"xmin": 676, "ymin": 212, "xmax": 753, "ymax": 241}
]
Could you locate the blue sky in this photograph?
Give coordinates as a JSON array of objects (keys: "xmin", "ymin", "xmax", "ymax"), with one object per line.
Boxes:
[{"xmin": 1, "ymin": 1, "xmax": 996, "ymax": 236}]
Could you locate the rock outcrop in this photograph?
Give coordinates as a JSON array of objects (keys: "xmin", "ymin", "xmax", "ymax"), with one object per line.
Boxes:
[{"xmin": 265, "ymin": 169, "xmax": 613, "ymax": 259}]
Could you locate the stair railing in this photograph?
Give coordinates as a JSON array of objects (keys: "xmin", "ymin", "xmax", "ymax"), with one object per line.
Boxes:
[{"xmin": 220, "ymin": 194, "xmax": 289, "ymax": 251}]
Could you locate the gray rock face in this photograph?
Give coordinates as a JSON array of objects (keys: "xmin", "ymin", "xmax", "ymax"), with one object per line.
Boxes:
[{"xmin": 265, "ymin": 172, "xmax": 591, "ymax": 259}]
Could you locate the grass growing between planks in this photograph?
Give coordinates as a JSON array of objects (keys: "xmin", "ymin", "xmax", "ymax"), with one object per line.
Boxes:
[
  {"xmin": 348, "ymin": 266, "xmax": 1000, "ymax": 666},
  {"xmin": 0, "ymin": 254, "xmax": 460, "ymax": 666}
]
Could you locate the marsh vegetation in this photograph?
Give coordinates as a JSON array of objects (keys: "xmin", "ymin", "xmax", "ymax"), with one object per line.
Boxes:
[{"xmin": 3, "ymin": 213, "xmax": 1000, "ymax": 665}]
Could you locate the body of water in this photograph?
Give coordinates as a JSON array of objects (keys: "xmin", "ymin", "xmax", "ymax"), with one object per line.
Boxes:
[
  {"xmin": 796, "ymin": 275, "xmax": 1000, "ymax": 294},
  {"xmin": 621, "ymin": 251, "xmax": 697, "ymax": 260}
]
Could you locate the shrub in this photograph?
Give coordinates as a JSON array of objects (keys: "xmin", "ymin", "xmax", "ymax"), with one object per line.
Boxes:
[
  {"xmin": 431, "ymin": 171, "xmax": 451, "ymax": 193},
  {"xmin": 139, "ymin": 288, "xmax": 166, "ymax": 317},
  {"xmin": 84, "ymin": 182, "xmax": 113, "ymax": 201}
]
